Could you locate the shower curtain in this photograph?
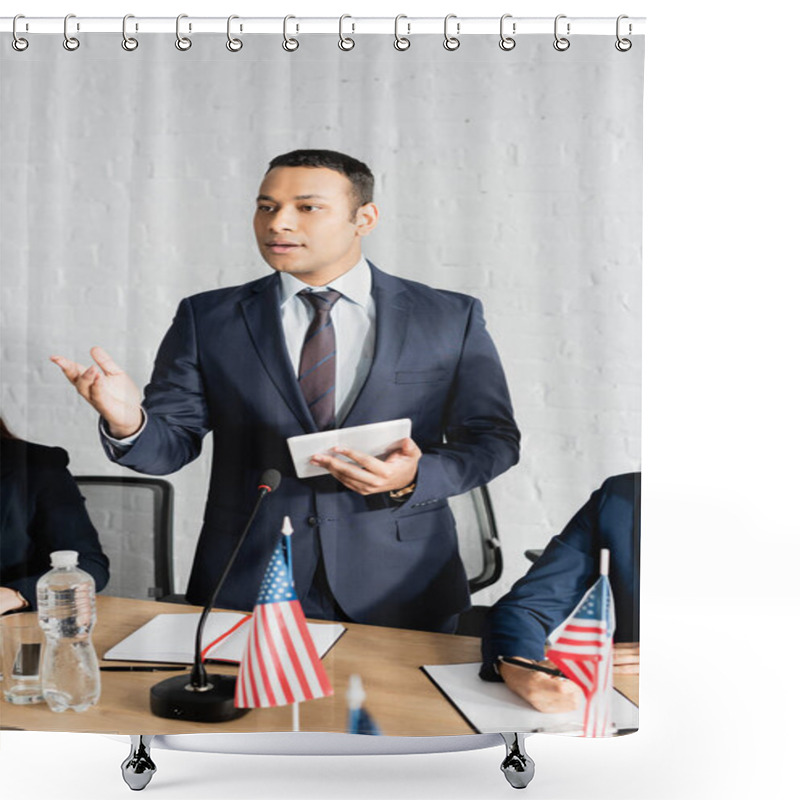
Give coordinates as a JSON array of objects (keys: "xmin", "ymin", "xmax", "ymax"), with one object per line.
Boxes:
[{"xmin": 0, "ymin": 24, "xmax": 643, "ymax": 741}]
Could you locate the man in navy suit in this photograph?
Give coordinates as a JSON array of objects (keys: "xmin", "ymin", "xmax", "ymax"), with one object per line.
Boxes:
[
  {"xmin": 53, "ymin": 150, "xmax": 520, "ymax": 633},
  {"xmin": 481, "ymin": 473, "xmax": 640, "ymax": 710}
]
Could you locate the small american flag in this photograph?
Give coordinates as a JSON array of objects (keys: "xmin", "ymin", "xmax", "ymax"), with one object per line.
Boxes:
[
  {"xmin": 348, "ymin": 705, "xmax": 382, "ymax": 736},
  {"xmin": 234, "ymin": 524, "xmax": 333, "ymax": 709},
  {"xmin": 346, "ymin": 674, "xmax": 382, "ymax": 736},
  {"xmin": 547, "ymin": 550, "xmax": 616, "ymax": 737}
]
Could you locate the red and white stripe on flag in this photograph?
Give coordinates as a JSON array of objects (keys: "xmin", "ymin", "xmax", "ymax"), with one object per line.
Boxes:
[
  {"xmin": 548, "ymin": 624, "xmax": 614, "ymax": 737},
  {"xmin": 584, "ymin": 639, "xmax": 613, "ymax": 737},
  {"xmin": 547, "ymin": 573, "xmax": 615, "ymax": 737},
  {"xmin": 234, "ymin": 598, "xmax": 333, "ymax": 708},
  {"xmin": 548, "ymin": 620, "xmax": 608, "ymax": 695}
]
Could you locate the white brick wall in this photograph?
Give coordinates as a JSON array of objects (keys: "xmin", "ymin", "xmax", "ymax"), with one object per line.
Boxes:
[{"xmin": 1, "ymin": 34, "xmax": 642, "ymax": 602}]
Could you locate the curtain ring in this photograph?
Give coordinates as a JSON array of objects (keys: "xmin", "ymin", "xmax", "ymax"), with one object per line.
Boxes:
[
  {"xmin": 226, "ymin": 15, "xmax": 243, "ymax": 51},
  {"xmin": 553, "ymin": 14, "xmax": 570, "ymax": 52},
  {"xmin": 394, "ymin": 14, "xmax": 410, "ymax": 51},
  {"xmin": 12, "ymin": 15, "xmax": 29, "ymax": 52},
  {"xmin": 122, "ymin": 14, "xmax": 139, "ymax": 51},
  {"xmin": 499, "ymin": 14, "xmax": 516, "ymax": 51},
  {"xmin": 63, "ymin": 13, "xmax": 80, "ymax": 51},
  {"xmin": 338, "ymin": 14, "xmax": 355, "ymax": 51},
  {"xmin": 443, "ymin": 14, "xmax": 460, "ymax": 51},
  {"xmin": 615, "ymin": 15, "xmax": 632, "ymax": 52},
  {"xmin": 175, "ymin": 14, "xmax": 192, "ymax": 51},
  {"xmin": 282, "ymin": 15, "xmax": 299, "ymax": 51}
]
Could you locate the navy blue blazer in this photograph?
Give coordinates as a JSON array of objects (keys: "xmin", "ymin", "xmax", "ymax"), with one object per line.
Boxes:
[
  {"xmin": 481, "ymin": 473, "xmax": 640, "ymax": 679},
  {"xmin": 1, "ymin": 438, "xmax": 110, "ymax": 609},
  {"xmin": 103, "ymin": 262, "xmax": 520, "ymax": 631}
]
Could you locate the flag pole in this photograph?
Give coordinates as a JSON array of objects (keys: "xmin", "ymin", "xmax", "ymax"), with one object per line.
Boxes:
[
  {"xmin": 284, "ymin": 516, "xmax": 300, "ymax": 733},
  {"xmin": 347, "ymin": 674, "xmax": 364, "ymax": 734},
  {"xmin": 597, "ymin": 548, "xmax": 612, "ymax": 737}
]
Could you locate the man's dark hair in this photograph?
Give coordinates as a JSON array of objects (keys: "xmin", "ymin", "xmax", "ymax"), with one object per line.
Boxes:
[{"xmin": 267, "ymin": 149, "xmax": 374, "ymax": 210}]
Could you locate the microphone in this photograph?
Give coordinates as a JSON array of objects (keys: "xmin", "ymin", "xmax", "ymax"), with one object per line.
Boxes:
[{"xmin": 150, "ymin": 469, "xmax": 281, "ymax": 722}]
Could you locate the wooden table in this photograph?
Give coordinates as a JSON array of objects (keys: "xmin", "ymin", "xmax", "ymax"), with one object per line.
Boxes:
[{"xmin": 0, "ymin": 596, "xmax": 638, "ymax": 736}]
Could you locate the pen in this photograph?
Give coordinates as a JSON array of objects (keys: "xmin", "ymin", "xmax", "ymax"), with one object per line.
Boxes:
[
  {"xmin": 498, "ymin": 656, "xmax": 566, "ymax": 678},
  {"xmin": 100, "ymin": 665, "xmax": 188, "ymax": 672}
]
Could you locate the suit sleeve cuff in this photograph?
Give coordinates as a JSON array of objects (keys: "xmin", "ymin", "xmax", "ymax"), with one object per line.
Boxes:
[
  {"xmin": 98, "ymin": 410, "xmax": 148, "ymax": 451},
  {"xmin": 480, "ymin": 606, "xmax": 548, "ymax": 680}
]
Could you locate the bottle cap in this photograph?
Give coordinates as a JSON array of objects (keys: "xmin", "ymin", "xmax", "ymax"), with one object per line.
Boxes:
[{"xmin": 50, "ymin": 550, "xmax": 79, "ymax": 568}]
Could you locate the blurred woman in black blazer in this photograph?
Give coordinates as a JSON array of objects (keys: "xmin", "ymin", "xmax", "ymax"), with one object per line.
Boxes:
[{"xmin": 1, "ymin": 418, "xmax": 109, "ymax": 613}]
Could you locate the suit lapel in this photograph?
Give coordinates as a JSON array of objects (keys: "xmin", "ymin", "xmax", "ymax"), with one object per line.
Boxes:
[
  {"xmin": 341, "ymin": 263, "xmax": 411, "ymax": 427},
  {"xmin": 239, "ymin": 275, "xmax": 317, "ymax": 432}
]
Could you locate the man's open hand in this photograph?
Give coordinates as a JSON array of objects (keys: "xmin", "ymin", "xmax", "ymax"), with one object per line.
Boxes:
[
  {"xmin": 50, "ymin": 347, "xmax": 143, "ymax": 438},
  {"xmin": 310, "ymin": 437, "xmax": 421, "ymax": 495}
]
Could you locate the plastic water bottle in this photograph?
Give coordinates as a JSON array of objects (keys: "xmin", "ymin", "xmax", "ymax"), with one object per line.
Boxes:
[{"xmin": 36, "ymin": 550, "xmax": 101, "ymax": 712}]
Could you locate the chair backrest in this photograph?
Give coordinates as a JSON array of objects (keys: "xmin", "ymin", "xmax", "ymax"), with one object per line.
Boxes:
[
  {"xmin": 74, "ymin": 476, "xmax": 174, "ymax": 601},
  {"xmin": 451, "ymin": 485, "xmax": 502, "ymax": 593}
]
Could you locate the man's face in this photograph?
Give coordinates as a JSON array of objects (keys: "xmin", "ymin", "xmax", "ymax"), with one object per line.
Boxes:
[{"xmin": 253, "ymin": 166, "xmax": 377, "ymax": 286}]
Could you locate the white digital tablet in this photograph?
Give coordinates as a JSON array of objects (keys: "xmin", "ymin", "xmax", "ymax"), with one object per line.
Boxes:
[{"xmin": 287, "ymin": 418, "xmax": 412, "ymax": 479}]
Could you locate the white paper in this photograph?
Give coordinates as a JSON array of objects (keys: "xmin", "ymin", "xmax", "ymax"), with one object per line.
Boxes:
[
  {"xmin": 287, "ymin": 418, "xmax": 412, "ymax": 478},
  {"xmin": 103, "ymin": 613, "xmax": 346, "ymax": 665},
  {"xmin": 423, "ymin": 662, "xmax": 639, "ymax": 735}
]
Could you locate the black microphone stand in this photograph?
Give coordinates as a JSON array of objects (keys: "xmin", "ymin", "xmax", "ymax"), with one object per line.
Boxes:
[{"xmin": 150, "ymin": 470, "xmax": 280, "ymax": 722}]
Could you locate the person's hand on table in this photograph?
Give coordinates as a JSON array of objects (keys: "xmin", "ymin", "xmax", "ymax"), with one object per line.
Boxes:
[
  {"xmin": 613, "ymin": 642, "xmax": 640, "ymax": 674},
  {"xmin": 498, "ymin": 658, "xmax": 581, "ymax": 713},
  {"xmin": 310, "ymin": 437, "xmax": 421, "ymax": 495},
  {"xmin": 50, "ymin": 346, "xmax": 144, "ymax": 439},
  {"xmin": 0, "ymin": 586, "xmax": 28, "ymax": 615}
]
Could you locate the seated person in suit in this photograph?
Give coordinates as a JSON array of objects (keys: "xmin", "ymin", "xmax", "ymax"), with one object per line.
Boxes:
[
  {"xmin": 0, "ymin": 418, "xmax": 110, "ymax": 614},
  {"xmin": 481, "ymin": 472, "xmax": 640, "ymax": 712}
]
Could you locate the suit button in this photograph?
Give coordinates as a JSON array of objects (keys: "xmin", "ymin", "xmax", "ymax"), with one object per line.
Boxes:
[{"xmin": 307, "ymin": 516, "xmax": 317, "ymax": 526}]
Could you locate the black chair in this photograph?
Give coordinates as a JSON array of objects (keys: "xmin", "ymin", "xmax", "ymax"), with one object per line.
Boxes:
[
  {"xmin": 451, "ymin": 485, "xmax": 503, "ymax": 636},
  {"xmin": 451, "ymin": 485, "xmax": 503, "ymax": 593},
  {"xmin": 74, "ymin": 476, "xmax": 175, "ymax": 601}
]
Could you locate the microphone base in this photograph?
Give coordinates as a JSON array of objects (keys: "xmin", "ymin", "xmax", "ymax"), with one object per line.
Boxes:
[{"xmin": 150, "ymin": 673, "xmax": 249, "ymax": 722}]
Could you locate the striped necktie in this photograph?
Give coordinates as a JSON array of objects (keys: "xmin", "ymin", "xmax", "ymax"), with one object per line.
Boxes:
[{"xmin": 298, "ymin": 289, "xmax": 342, "ymax": 430}]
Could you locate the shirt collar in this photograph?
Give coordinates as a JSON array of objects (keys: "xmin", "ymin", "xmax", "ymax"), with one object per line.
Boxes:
[{"xmin": 279, "ymin": 256, "xmax": 372, "ymax": 308}]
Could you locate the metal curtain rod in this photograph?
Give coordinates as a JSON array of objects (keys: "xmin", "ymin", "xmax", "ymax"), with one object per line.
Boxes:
[{"xmin": 0, "ymin": 16, "xmax": 645, "ymax": 36}]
